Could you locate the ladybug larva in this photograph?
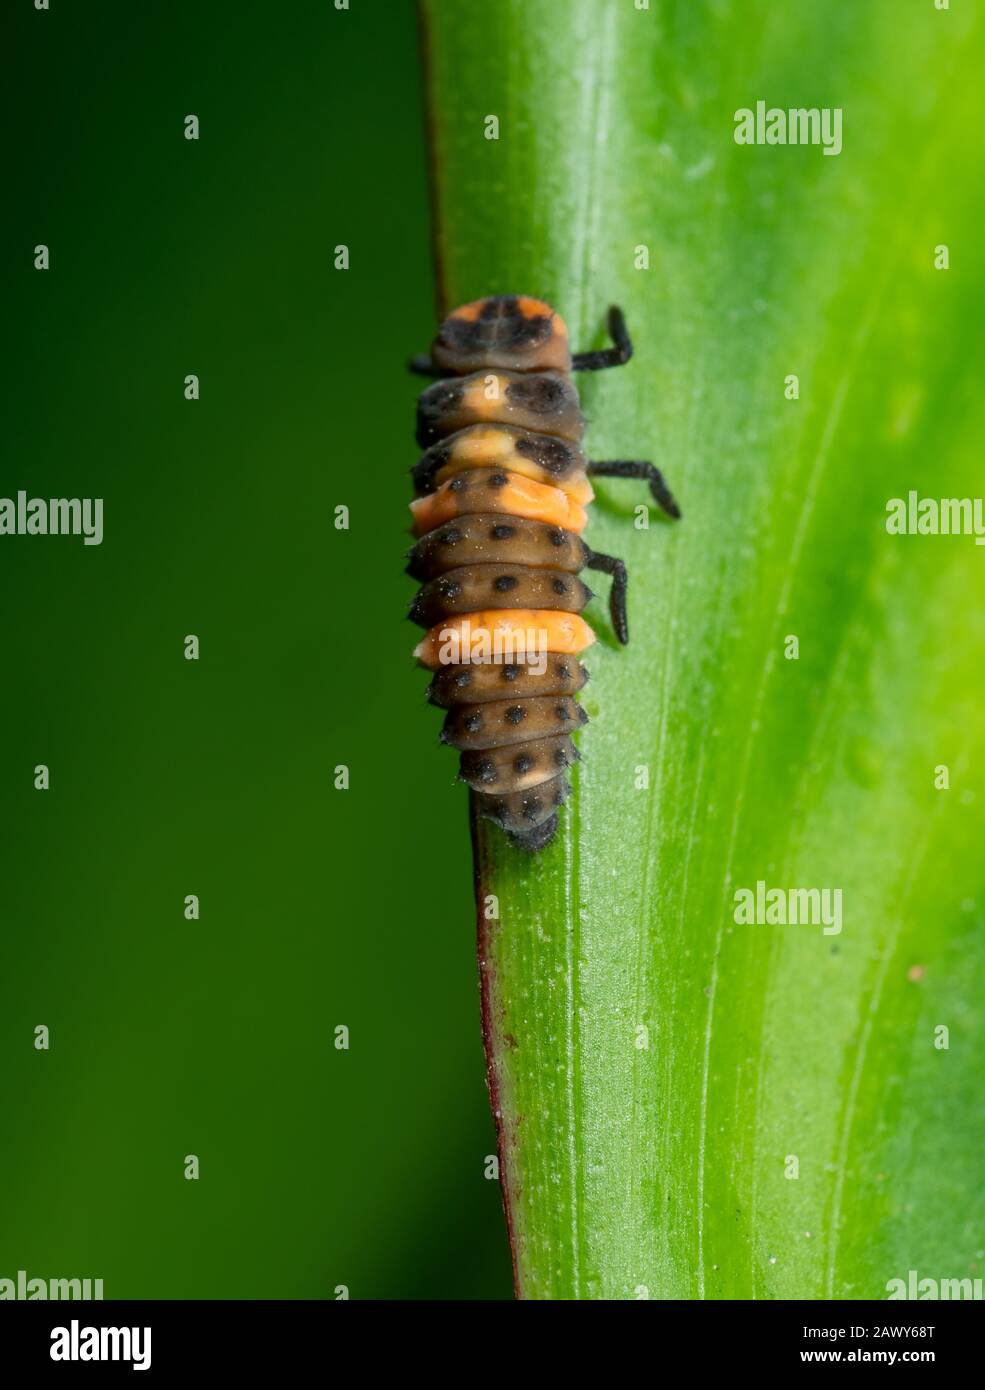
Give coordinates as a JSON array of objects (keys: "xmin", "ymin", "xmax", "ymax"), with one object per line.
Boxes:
[{"xmin": 407, "ymin": 294, "xmax": 680, "ymax": 851}]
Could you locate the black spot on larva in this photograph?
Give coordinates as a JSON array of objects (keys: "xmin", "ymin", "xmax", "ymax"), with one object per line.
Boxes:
[
  {"xmin": 441, "ymin": 528, "xmax": 462, "ymax": 546},
  {"xmin": 489, "ymin": 472, "xmax": 508, "ymax": 489},
  {"xmin": 552, "ymin": 578, "xmax": 569, "ymax": 595},
  {"xmin": 416, "ymin": 381, "xmax": 468, "ymax": 446},
  {"xmin": 514, "ymin": 753, "xmax": 534, "ymax": 774},
  {"xmin": 515, "ymin": 434, "xmax": 573, "ymax": 474},
  {"xmin": 442, "ymin": 580, "xmax": 462, "ymax": 598},
  {"xmin": 494, "ymin": 575, "xmax": 518, "ymax": 592},
  {"xmin": 476, "ymin": 758, "xmax": 496, "ymax": 784},
  {"xmin": 464, "ymin": 713, "xmax": 483, "ymax": 733},
  {"xmin": 553, "ymin": 786, "xmax": 564, "ymax": 806},
  {"xmin": 410, "ymin": 441, "xmax": 453, "ymax": 494},
  {"xmin": 502, "ymin": 665, "xmax": 519, "ymax": 681},
  {"xmin": 420, "ymin": 380, "xmax": 463, "ymax": 413},
  {"xmin": 521, "ymin": 796, "xmax": 542, "ymax": 821},
  {"xmin": 505, "ymin": 705, "xmax": 526, "ymax": 725},
  {"xmin": 454, "ymin": 670, "xmax": 472, "ymax": 688},
  {"xmin": 491, "ymin": 523, "xmax": 514, "ymax": 540},
  {"xmin": 507, "ymin": 374, "xmax": 567, "ymax": 414},
  {"xmin": 449, "ymin": 476, "xmax": 467, "ymax": 492},
  {"xmin": 557, "ymin": 663, "xmax": 571, "ymax": 679},
  {"xmin": 555, "ymin": 704, "xmax": 571, "ymax": 721},
  {"xmin": 554, "ymin": 746, "xmax": 569, "ymax": 767},
  {"xmin": 578, "ymin": 705, "xmax": 590, "ymax": 725},
  {"xmin": 549, "ymin": 528, "xmax": 566, "ymax": 547}
]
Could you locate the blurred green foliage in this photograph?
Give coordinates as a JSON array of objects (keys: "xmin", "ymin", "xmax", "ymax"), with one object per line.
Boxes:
[{"xmin": 1, "ymin": 0, "xmax": 512, "ymax": 1299}]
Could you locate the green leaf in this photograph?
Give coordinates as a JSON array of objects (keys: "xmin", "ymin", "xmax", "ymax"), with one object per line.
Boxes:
[{"xmin": 420, "ymin": 0, "xmax": 985, "ymax": 1300}]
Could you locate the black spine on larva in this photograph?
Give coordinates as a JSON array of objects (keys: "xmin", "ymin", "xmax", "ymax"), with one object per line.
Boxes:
[{"xmin": 412, "ymin": 303, "xmax": 590, "ymax": 852}]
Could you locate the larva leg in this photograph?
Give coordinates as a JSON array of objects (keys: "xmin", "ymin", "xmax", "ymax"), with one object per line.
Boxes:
[
  {"xmin": 586, "ymin": 460, "xmax": 682, "ymax": 520},
  {"xmin": 571, "ymin": 305, "xmax": 633, "ymax": 372},
  {"xmin": 584, "ymin": 548, "xmax": 629, "ymax": 645},
  {"xmin": 407, "ymin": 352, "xmax": 441, "ymax": 377}
]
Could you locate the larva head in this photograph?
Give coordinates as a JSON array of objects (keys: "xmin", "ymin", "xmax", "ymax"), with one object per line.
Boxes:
[{"xmin": 431, "ymin": 295, "xmax": 571, "ymax": 375}]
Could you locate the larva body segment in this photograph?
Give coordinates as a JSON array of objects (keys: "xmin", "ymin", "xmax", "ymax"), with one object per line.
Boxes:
[
  {"xmin": 481, "ymin": 775, "xmax": 573, "ymax": 849},
  {"xmin": 416, "ymin": 369, "xmax": 584, "ymax": 447},
  {"xmin": 408, "ymin": 294, "xmax": 681, "ymax": 850},
  {"xmin": 458, "ymin": 733, "xmax": 580, "ymax": 793},
  {"xmin": 441, "ymin": 694, "xmax": 589, "ymax": 752},
  {"xmin": 409, "ymin": 469, "xmax": 589, "ymax": 536},
  {"xmin": 409, "ymin": 564, "xmax": 593, "ymax": 629},
  {"xmin": 426, "ymin": 656, "xmax": 589, "ymax": 708},
  {"xmin": 412, "ymin": 424, "xmax": 593, "ymax": 503},
  {"xmin": 407, "ymin": 513, "xmax": 588, "ymax": 582},
  {"xmin": 412, "ymin": 609, "xmax": 596, "ymax": 670}
]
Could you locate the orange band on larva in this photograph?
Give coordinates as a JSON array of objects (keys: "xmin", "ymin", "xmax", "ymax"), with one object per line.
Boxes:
[
  {"xmin": 413, "ymin": 610, "xmax": 596, "ymax": 670},
  {"xmin": 430, "ymin": 454, "xmax": 594, "ymax": 505},
  {"xmin": 410, "ymin": 471, "xmax": 589, "ymax": 537}
]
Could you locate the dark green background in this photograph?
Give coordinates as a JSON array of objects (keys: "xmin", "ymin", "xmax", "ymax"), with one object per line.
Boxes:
[{"xmin": 2, "ymin": 0, "xmax": 512, "ymax": 1298}]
